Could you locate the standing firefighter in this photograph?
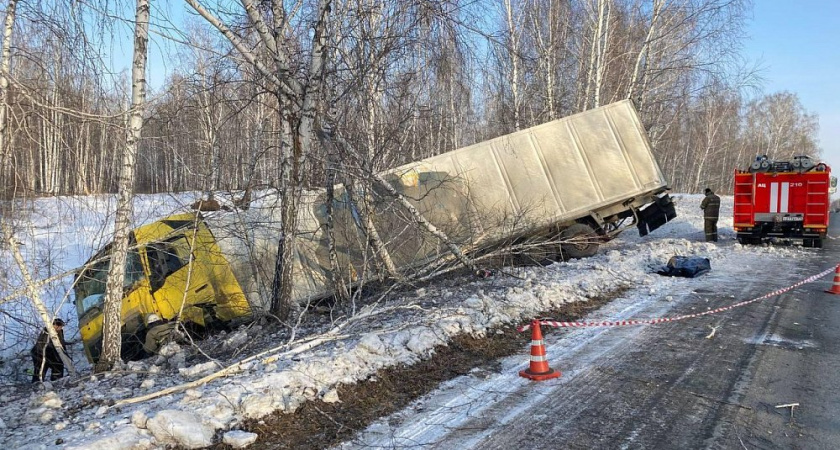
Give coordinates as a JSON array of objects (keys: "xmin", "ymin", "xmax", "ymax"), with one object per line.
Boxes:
[
  {"xmin": 700, "ymin": 188, "xmax": 721, "ymax": 242},
  {"xmin": 31, "ymin": 318, "xmax": 69, "ymax": 383}
]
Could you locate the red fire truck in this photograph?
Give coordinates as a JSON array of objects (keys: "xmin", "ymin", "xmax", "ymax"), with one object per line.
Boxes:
[{"xmin": 733, "ymin": 156, "xmax": 836, "ymax": 247}]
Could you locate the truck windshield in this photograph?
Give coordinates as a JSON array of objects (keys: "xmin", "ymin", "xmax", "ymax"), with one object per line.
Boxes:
[{"xmin": 74, "ymin": 247, "xmax": 145, "ymax": 317}]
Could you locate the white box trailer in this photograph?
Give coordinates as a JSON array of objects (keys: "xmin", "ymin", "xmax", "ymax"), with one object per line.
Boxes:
[{"xmin": 208, "ymin": 100, "xmax": 676, "ymax": 311}]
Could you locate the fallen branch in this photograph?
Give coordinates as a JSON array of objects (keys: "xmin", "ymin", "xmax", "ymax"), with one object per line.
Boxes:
[
  {"xmin": 113, "ymin": 331, "xmax": 350, "ymax": 407},
  {"xmin": 705, "ymin": 325, "xmax": 719, "ymax": 339},
  {"xmin": 113, "ymin": 301, "xmax": 425, "ymax": 407},
  {"xmin": 775, "ymin": 402, "xmax": 799, "ymax": 421},
  {"xmin": 0, "ymin": 267, "xmax": 79, "ymax": 306},
  {"xmin": 774, "ymin": 402, "xmax": 800, "ymax": 408}
]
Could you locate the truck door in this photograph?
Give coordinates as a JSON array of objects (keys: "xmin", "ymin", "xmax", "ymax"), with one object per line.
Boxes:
[{"xmin": 145, "ymin": 234, "xmax": 216, "ymax": 326}]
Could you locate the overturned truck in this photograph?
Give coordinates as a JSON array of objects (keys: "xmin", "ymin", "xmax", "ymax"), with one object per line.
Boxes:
[{"xmin": 74, "ymin": 100, "xmax": 676, "ymax": 362}]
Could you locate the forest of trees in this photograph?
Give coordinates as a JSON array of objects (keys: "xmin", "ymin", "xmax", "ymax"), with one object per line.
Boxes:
[
  {"xmin": 0, "ymin": 0, "xmax": 824, "ymax": 368},
  {"xmin": 0, "ymin": 0, "xmax": 821, "ymax": 201}
]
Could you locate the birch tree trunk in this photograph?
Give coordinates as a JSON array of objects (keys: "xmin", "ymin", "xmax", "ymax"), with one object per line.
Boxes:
[
  {"xmin": 0, "ymin": 0, "xmax": 16, "ymax": 195},
  {"xmin": 272, "ymin": 0, "xmax": 332, "ymax": 317},
  {"xmin": 627, "ymin": 0, "xmax": 663, "ymax": 102},
  {"xmin": 345, "ymin": 179, "xmax": 401, "ymax": 280},
  {"xmin": 593, "ymin": 0, "xmax": 610, "ymax": 108},
  {"xmin": 316, "ymin": 124, "xmax": 352, "ymax": 302},
  {"xmin": 198, "ymin": 67, "xmax": 220, "ymax": 197},
  {"xmin": 188, "ymin": 0, "xmax": 331, "ymax": 320},
  {"xmin": 530, "ymin": 0, "xmax": 559, "ymax": 121},
  {"xmin": 504, "ymin": 0, "xmax": 522, "ymax": 131},
  {"xmin": 96, "ymin": 0, "xmax": 149, "ymax": 372},
  {"xmin": 2, "ymin": 222, "xmax": 77, "ymax": 376},
  {"xmin": 583, "ymin": 0, "xmax": 606, "ymax": 110}
]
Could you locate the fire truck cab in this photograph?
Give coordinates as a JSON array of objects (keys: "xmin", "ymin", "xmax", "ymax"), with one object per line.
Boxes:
[{"xmin": 733, "ymin": 155, "xmax": 835, "ymax": 247}]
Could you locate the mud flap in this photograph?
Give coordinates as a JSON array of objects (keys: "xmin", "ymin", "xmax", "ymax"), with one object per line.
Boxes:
[{"xmin": 637, "ymin": 194, "xmax": 677, "ymax": 237}]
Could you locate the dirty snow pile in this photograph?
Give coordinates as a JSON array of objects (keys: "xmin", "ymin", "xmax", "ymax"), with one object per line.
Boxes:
[{"xmin": 0, "ymin": 194, "xmax": 821, "ymax": 449}]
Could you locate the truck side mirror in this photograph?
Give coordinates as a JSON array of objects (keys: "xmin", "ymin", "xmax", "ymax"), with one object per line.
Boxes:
[{"xmin": 831, "ymin": 177, "xmax": 837, "ymax": 194}]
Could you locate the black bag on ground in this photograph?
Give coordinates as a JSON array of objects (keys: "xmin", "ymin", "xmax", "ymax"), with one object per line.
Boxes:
[{"xmin": 657, "ymin": 256, "xmax": 711, "ymax": 278}]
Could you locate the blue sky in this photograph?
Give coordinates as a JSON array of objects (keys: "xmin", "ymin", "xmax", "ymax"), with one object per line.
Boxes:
[{"xmin": 743, "ymin": 1, "xmax": 840, "ymax": 171}]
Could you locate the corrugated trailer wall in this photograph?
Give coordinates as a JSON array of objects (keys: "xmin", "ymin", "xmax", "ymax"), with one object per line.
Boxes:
[
  {"xmin": 382, "ymin": 100, "xmax": 667, "ymax": 242},
  {"xmin": 211, "ymin": 100, "xmax": 670, "ymax": 310}
]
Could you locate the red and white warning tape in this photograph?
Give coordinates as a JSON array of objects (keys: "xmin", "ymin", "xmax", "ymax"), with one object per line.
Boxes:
[{"xmin": 517, "ymin": 264, "xmax": 839, "ymax": 332}]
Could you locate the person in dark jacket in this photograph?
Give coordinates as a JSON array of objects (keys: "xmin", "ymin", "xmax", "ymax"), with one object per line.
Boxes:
[
  {"xmin": 31, "ymin": 318, "xmax": 69, "ymax": 383},
  {"xmin": 700, "ymin": 187, "xmax": 721, "ymax": 242}
]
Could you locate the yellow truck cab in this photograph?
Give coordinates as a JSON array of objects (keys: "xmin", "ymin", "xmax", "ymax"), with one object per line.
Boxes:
[{"xmin": 74, "ymin": 213, "xmax": 252, "ymax": 362}]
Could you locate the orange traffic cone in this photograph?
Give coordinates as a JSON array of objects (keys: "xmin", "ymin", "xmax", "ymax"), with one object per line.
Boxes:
[
  {"xmin": 519, "ymin": 319, "xmax": 561, "ymax": 381},
  {"xmin": 826, "ymin": 265, "xmax": 840, "ymax": 295}
]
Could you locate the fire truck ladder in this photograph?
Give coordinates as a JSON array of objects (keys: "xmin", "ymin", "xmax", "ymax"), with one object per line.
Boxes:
[
  {"xmin": 733, "ymin": 174, "xmax": 754, "ymax": 226},
  {"xmin": 804, "ymin": 177, "xmax": 828, "ymax": 227}
]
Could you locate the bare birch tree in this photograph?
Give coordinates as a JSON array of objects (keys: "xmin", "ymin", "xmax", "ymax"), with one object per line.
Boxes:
[
  {"xmin": 2, "ymin": 221, "xmax": 77, "ymax": 377},
  {"xmin": 96, "ymin": 0, "xmax": 150, "ymax": 372},
  {"xmin": 0, "ymin": 0, "xmax": 15, "ymax": 196},
  {"xmin": 503, "ymin": 0, "xmax": 523, "ymax": 130},
  {"xmin": 528, "ymin": 0, "xmax": 570, "ymax": 121},
  {"xmin": 744, "ymin": 91, "xmax": 819, "ymax": 161},
  {"xmin": 185, "ymin": 0, "xmax": 332, "ymax": 320}
]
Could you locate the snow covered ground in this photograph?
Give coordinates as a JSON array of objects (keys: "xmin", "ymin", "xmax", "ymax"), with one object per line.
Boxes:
[{"xmin": 0, "ymin": 193, "xmax": 827, "ymax": 449}]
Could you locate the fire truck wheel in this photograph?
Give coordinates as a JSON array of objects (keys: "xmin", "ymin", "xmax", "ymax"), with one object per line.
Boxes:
[
  {"xmin": 560, "ymin": 223, "xmax": 599, "ymax": 259},
  {"xmin": 812, "ymin": 238, "xmax": 824, "ymax": 248}
]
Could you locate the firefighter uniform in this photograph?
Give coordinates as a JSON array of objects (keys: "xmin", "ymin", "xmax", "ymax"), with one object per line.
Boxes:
[{"xmin": 700, "ymin": 188, "xmax": 721, "ymax": 242}]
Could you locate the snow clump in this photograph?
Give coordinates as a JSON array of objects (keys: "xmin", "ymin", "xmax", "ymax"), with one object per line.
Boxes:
[{"xmin": 146, "ymin": 410, "xmax": 215, "ymax": 449}]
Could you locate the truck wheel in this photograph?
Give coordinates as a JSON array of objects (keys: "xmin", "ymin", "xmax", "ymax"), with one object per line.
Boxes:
[
  {"xmin": 560, "ymin": 223, "xmax": 599, "ymax": 259},
  {"xmin": 803, "ymin": 238, "xmax": 824, "ymax": 248},
  {"xmin": 737, "ymin": 237, "xmax": 751, "ymax": 245},
  {"xmin": 518, "ymin": 243, "xmax": 558, "ymax": 266}
]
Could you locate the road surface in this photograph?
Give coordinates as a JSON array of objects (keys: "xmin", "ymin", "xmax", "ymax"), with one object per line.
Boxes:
[{"xmin": 340, "ymin": 219, "xmax": 840, "ymax": 449}]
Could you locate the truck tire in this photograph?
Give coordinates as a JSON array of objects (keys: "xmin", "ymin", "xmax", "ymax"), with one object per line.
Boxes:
[
  {"xmin": 738, "ymin": 237, "xmax": 762, "ymax": 245},
  {"xmin": 803, "ymin": 238, "xmax": 824, "ymax": 248},
  {"xmin": 560, "ymin": 223, "xmax": 599, "ymax": 259},
  {"xmin": 519, "ymin": 244, "xmax": 558, "ymax": 266}
]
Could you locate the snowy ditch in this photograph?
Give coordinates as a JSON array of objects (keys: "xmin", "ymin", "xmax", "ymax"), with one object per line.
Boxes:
[{"xmin": 0, "ymin": 194, "xmax": 824, "ymax": 449}]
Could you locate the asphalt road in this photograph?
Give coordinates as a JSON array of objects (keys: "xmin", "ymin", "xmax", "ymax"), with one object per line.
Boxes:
[{"xmin": 342, "ymin": 219, "xmax": 840, "ymax": 450}]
